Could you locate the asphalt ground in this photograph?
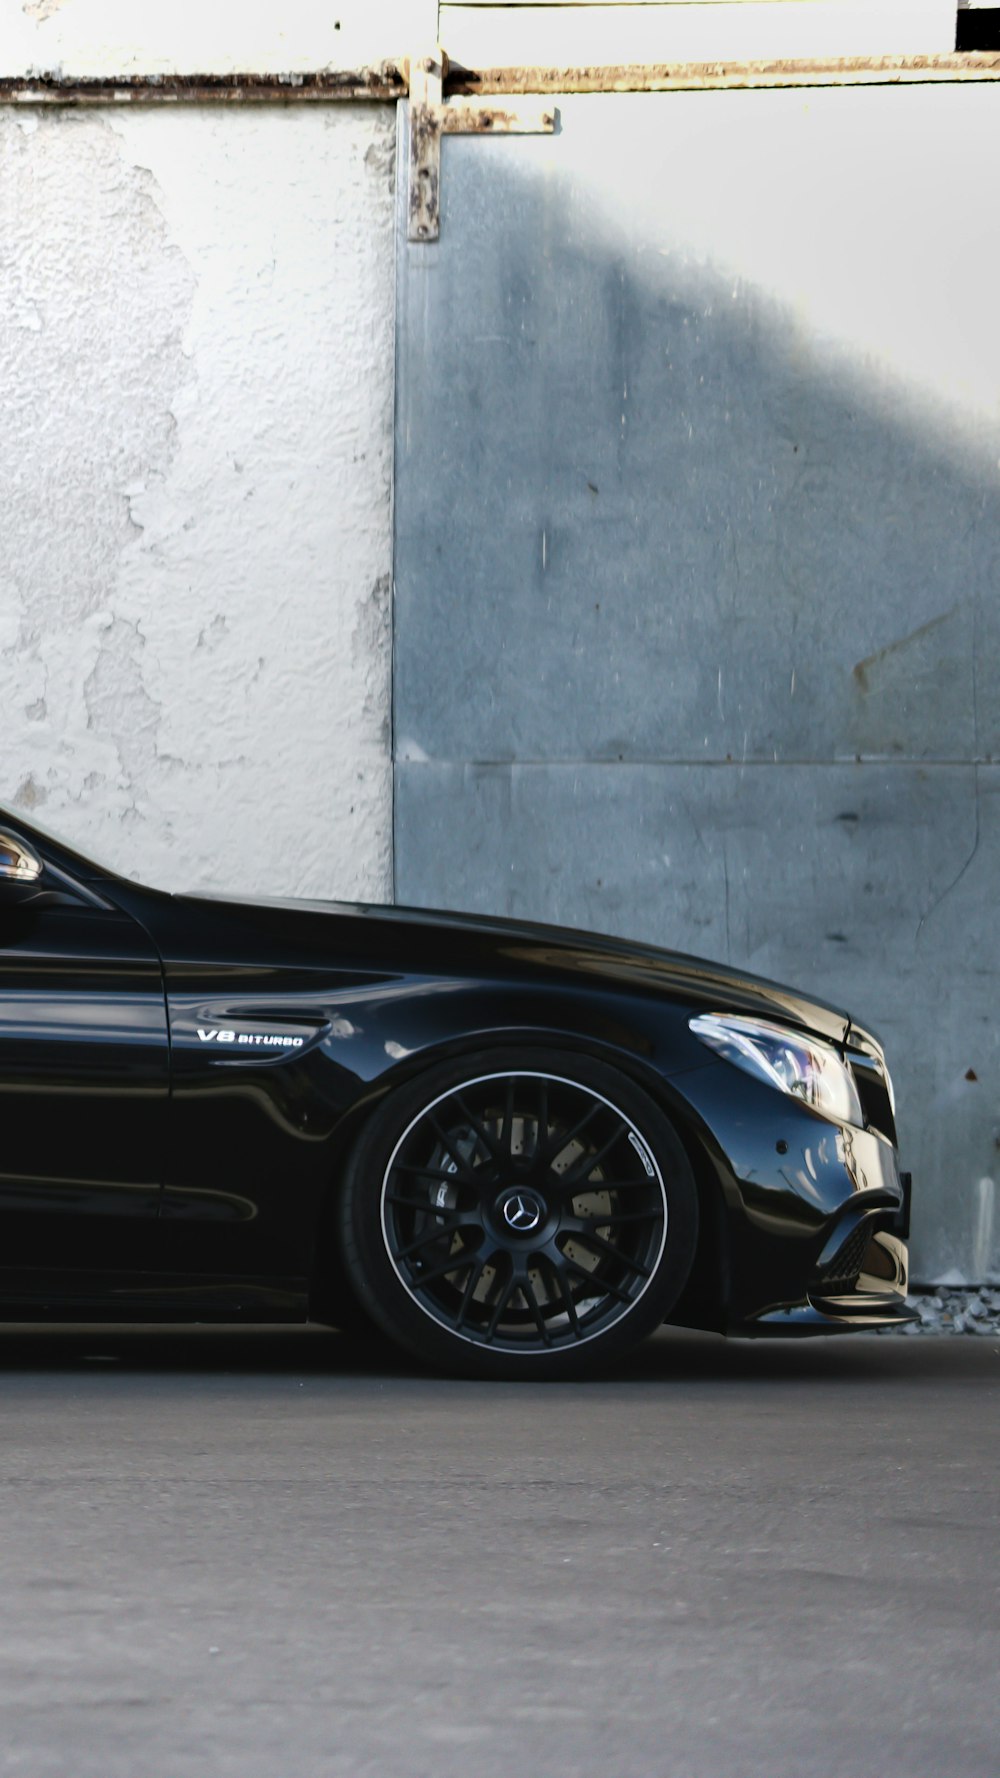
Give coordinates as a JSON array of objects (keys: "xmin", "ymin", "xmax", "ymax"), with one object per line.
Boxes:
[{"xmin": 0, "ymin": 1327, "xmax": 996, "ymax": 1778}]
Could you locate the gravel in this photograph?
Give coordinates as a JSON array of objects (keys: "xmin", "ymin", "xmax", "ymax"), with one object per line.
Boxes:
[{"xmin": 885, "ymin": 1286, "xmax": 1000, "ymax": 1335}]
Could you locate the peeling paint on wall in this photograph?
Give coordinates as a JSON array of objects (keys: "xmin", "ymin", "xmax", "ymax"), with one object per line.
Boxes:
[
  {"xmin": 0, "ymin": 103, "xmax": 395, "ymax": 899},
  {"xmin": 21, "ymin": 0, "xmax": 69, "ymax": 24}
]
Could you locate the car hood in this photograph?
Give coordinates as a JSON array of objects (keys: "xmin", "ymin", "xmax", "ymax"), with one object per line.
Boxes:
[{"xmin": 178, "ymin": 890, "xmax": 856, "ymax": 1045}]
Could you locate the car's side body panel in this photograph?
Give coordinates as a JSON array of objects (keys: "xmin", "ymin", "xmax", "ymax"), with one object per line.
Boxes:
[
  {"xmin": 0, "ymin": 808, "xmax": 912, "ymax": 1337},
  {"xmin": 0, "ymin": 894, "xmax": 168, "ymax": 1293},
  {"xmin": 136, "ymin": 890, "xmax": 722, "ymax": 1286}
]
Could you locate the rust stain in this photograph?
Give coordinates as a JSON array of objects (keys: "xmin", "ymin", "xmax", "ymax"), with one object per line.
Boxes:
[
  {"xmin": 445, "ymin": 53, "xmax": 1000, "ymax": 98},
  {"xmin": 0, "ymin": 66, "xmax": 407, "ymax": 104},
  {"xmin": 408, "ymin": 54, "xmax": 444, "ymax": 241},
  {"xmin": 4, "ymin": 52, "xmax": 1000, "ymax": 107},
  {"xmin": 409, "ymin": 102, "xmax": 442, "ymax": 238},
  {"xmin": 1, "ymin": 52, "xmax": 996, "ymax": 108},
  {"xmin": 439, "ymin": 102, "xmax": 557, "ymax": 135}
]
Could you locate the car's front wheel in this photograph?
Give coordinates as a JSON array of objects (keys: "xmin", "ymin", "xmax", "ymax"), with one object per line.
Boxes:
[{"xmin": 337, "ymin": 1049, "xmax": 698, "ymax": 1379}]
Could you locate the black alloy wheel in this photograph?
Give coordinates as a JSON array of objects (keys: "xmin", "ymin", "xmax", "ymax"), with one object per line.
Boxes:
[{"xmin": 337, "ymin": 1049, "xmax": 698, "ymax": 1379}]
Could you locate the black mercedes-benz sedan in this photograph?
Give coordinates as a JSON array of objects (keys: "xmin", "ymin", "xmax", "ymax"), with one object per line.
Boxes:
[{"xmin": 0, "ymin": 805, "xmax": 913, "ymax": 1377}]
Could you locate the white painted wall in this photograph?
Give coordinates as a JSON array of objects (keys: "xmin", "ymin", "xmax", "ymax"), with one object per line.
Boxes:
[
  {"xmin": 440, "ymin": 1, "xmax": 958, "ymax": 67},
  {"xmin": 0, "ymin": 101, "xmax": 397, "ymax": 900},
  {"xmin": 2, "ymin": 0, "xmax": 436, "ymax": 77},
  {"xmin": 0, "ymin": 0, "xmax": 962, "ymax": 77}
]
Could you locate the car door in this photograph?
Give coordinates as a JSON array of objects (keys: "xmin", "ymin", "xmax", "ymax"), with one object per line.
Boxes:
[{"xmin": 0, "ymin": 828, "xmax": 169, "ymax": 1297}]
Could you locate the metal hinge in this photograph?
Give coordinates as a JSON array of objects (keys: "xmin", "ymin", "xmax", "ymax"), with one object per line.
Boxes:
[{"xmin": 408, "ymin": 52, "xmax": 556, "ymax": 242}]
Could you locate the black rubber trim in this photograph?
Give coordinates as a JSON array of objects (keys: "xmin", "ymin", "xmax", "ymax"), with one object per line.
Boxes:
[{"xmin": 890, "ymin": 1171, "xmax": 912, "ymax": 1240}]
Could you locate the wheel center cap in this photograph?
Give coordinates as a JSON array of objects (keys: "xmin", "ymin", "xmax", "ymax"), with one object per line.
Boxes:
[{"xmin": 500, "ymin": 1190, "xmax": 544, "ymax": 1235}]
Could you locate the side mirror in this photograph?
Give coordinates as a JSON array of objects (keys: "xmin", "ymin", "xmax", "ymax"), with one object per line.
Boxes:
[{"xmin": 0, "ymin": 829, "xmax": 44, "ymax": 898}]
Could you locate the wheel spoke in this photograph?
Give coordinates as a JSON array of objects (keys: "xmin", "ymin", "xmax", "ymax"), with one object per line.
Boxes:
[
  {"xmin": 534, "ymin": 1077, "xmax": 549, "ymax": 1159},
  {"xmin": 520, "ymin": 1271, "xmax": 552, "ymax": 1347},
  {"xmin": 390, "ymin": 1162, "xmax": 471, "ymax": 1185},
  {"xmin": 560, "ymin": 1252, "xmax": 633, "ymax": 1305},
  {"xmin": 393, "ymin": 1219, "xmax": 465, "ymax": 1262},
  {"xmin": 421, "ymin": 1109, "xmax": 480, "ymax": 1180},
  {"xmin": 483, "ymin": 1270, "xmax": 517, "ymax": 1343},
  {"xmin": 568, "ymin": 1227, "xmax": 652, "ymax": 1279},
  {"xmin": 455, "ymin": 1259, "xmax": 488, "ymax": 1330},
  {"xmin": 450, "ymin": 1094, "xmax": 503, "ymax": 1164},
  {"xmin": 542, "ymin": 1254, "xmax": 582, "ymax": 1340},
  {"xmin": 410, "ymin": 1245, "xmax": 480, "ymax": 1289},
  {"xmin": 568, "ymin": 1205, "xmax": 658, "ymax": 1223},
  {"xmin": 563, "ymin": 1121, "xmax": 630, "ymax": 1186},
  {"xmin": 569, "ymin": 1182, "xmax": 658, "ymax": 1196},
  {"xmin": 385, "ymin": 1189, "xmax": 457, "ymax": 1215},
  {"xmin": 542, "ymin": 1097, "xmax": 599, "ymax": 1165},
  {"xmin": 500, "ymin": 1077, "xmax": 516, "ymax": 1156}
]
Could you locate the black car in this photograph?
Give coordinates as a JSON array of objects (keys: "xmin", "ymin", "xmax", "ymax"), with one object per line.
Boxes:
[{"xmin": 0, "ymin": 806, "xmax": 913, "ymax": 1378}]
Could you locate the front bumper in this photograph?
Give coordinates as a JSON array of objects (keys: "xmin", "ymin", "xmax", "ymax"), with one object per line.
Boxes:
[
  {"xmin": 667, "ymin": 1054, "xmax": 915, "ymax": 1336},
  {"xmin": 742, "ymin": 1229, "xmax": 916, "ymax": 1334}
]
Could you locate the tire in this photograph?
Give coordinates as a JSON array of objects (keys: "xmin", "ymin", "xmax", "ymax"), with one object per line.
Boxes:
[{"xmin": 337, "ymin": 1048, "xmax": 699, "ymax": 1380}]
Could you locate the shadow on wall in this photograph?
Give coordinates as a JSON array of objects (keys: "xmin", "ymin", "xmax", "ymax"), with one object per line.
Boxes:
[{"xmin": 392, "ymin": 87, "xmax": 1000, "ymax": 1284}]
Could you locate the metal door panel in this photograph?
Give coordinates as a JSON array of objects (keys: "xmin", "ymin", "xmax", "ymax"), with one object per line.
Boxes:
[{"xmin": 394, "ymin": 87, "xmax": 1000, "ymax": 1283}]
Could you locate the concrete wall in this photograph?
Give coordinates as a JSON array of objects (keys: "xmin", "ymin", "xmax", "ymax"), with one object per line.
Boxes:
[
  {"xmin": 394, "ymin": 86, "xmax": 1000, "ymax": 1286},
  {"xmin": 0, "ymin": 100, "xmax": 396, "ymax": 899}
]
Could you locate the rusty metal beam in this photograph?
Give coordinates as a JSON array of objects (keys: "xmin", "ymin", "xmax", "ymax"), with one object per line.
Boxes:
[
  {"xmin": 409, "ymin": 54, "xmax": 444, "ymax": 241},
  {"xmin": 0, "ymin": 67, "xmax": 407, "ymax": 105},
  {"xmin": 439, "ymin": 99, "xmax": 557, "ymax": 135},
  {"xmin": 3, "ymin": 52, "xmax": 999, "ymax": 109},
  {"xmin": 445, "ymin": 53, "xmax": 1000, "ymax": 96},
  {"xmin": 408, "ymin": 51, "xmax": 555, "ymax": 241}
]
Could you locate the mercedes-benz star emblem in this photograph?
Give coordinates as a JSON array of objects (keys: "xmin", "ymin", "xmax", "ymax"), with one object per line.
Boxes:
[{"xmin": 502, "ymin": 1192, "xmax": 543, "ymax": 1233}]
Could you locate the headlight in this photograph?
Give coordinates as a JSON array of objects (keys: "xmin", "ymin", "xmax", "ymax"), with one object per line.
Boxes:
[{"xmin": 690, "ymin": 1013, "xmax": 863, "ymax": 1127}]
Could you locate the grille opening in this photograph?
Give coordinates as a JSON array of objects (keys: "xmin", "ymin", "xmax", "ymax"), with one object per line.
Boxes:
[{"xmin": 819, "ymin": 1221, "xmax": 872, "ymax": 1289}]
